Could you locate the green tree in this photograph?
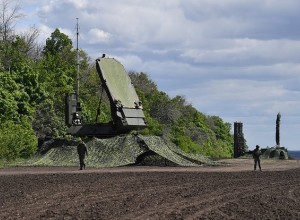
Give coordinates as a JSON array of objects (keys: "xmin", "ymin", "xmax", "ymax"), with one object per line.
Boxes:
[
  {"xmin": 0, "ymin": 118, "xmax": 37, "ymax": 160},
  {"xmin": 41, "ymin": 28, "xmax": 76, "ymax": 99},
  {"xmin": 0, "ymin": 71, "xmax": 19, "ymax": 122},
  {"xmin": 0, "ymin": 1, "xmax": 43, "ymax": 161},
  {"xmin": 33, "ymin": 28, "xmax": 92, "ymax": 137},
  {"xmin": 0, "ymin": 35, "xmax": 43, "ymax": 123},
  {"xmin": 32, "ymin": 29, "xmax": 77, "ymax": 137}
]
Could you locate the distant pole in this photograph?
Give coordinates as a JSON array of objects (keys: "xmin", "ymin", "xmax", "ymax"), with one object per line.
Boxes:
[
  {"xmin": 76, "ymin": 18, "xmax": 80, "ymax": 101},
  {"xmin": 276, "ymin": 112, "xmax": 281, "ymax": 147}
]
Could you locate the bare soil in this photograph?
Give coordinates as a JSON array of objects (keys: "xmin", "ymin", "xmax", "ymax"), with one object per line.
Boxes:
[{"xmin": 1, "ymin": 159, "xmax": 300, "ymax": 219}]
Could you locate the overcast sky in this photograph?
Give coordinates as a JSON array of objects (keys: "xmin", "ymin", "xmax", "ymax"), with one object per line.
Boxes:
[{"xmin": 15, "ymin": 0, "xmax": 300, "ymax": 150}]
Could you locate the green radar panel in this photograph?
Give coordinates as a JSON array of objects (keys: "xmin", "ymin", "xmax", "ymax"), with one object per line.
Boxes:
[
  {"xmin": 97, "ymin": 58, "xmax": 140, "ymax": 108},
  {"xmin": 66, "ymin": 56, "xmax": 147, "ymax": 137},
  {"xmin": 96, "ymin": 57, "xmax": 146, "ymax": 129}
]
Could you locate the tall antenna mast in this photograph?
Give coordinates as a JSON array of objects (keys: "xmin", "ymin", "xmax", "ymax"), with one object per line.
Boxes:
[{"xmin": 76, "ymin": 18, "xmax": 80, "ymax": 100}]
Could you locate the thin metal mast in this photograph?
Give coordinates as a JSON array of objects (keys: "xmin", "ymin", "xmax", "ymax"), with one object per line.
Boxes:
[{"xmin": 76, "ymin": 18, "xmax": 80, "ymax": 100}]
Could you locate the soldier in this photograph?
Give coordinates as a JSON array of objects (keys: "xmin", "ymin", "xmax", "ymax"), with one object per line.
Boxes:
[
  {"xmin": 77, "ymin": 139, "xmax": 88, "ymax": 170},
  {"xmin": 252, "ymin": 145, "xmax": 262, "ymax": 171}
]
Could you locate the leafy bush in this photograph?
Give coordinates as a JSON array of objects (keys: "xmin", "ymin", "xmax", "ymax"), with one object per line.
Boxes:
[
  {"xmin": 0, "ymin": 119, "xmax": 37, "ymax": 161},
  {"xmin": 174, "ymin": 135, "xmax": 201, "ymax": 154}
]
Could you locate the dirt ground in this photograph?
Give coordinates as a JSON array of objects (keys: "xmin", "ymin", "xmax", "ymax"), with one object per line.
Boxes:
[{"xmin": 1, "ymin": 159, "xmax": 300, "ymax": 219}]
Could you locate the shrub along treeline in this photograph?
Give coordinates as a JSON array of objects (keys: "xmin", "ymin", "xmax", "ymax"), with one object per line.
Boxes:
[{"xmin": 0, "ymin": 4, "xmax": 233, "ymax": 161}]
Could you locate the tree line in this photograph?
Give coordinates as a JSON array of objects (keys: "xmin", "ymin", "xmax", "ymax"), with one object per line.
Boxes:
[{"xmin": 0, "ymin": 1, "xmax": 233, "ymax": 161}]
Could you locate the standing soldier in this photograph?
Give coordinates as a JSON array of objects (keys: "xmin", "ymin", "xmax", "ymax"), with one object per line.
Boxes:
[
  {"xmin": 77, "ymin": 139, "xmax": 88, "ymax": 170},
  {"xmin": 252, "ymin": 145, "xmax": 262, "ymax": 171}
]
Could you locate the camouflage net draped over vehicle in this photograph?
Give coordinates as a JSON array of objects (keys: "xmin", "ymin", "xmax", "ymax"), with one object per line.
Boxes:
[
  {"xmin": 241, "ymin": 147, "xmax": 289, "ymax": 160},
  {"xmin": 262, "ymin": 147, "xmax": 289, "ymax": 159},
  {"xmin": 31, "ymin": 135, "xmax": 217, "ymax": 167}
]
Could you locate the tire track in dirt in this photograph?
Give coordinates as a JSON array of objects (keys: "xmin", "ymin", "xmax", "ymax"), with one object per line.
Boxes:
[
  {"xmin": 121, "ymin": 173, "xmax": 300, "ymax": 219},
  {"xmin": 195, "ymin": 177, "xmax": 300, "ymax": 219},
  {"xmin": 187, "ymin": 179, "xmax": 300, "ymax": 219},
  {"xmin": 122, "ymin": 181, "xmax": 261, "ymax": 219}
]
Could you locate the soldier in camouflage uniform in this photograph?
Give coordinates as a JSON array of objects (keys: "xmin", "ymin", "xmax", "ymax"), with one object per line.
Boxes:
[
  {"xmin": 77, "ymin": 139, "xmax": 88, "ymax": 170},
  {"xmin": 252, "ymin": 145, "xmax": 262, "ymax": 171}
]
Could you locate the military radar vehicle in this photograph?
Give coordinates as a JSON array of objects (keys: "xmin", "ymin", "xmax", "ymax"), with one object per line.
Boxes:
[{"xmin": 65, "ymin": 56, "xmax": 147, "ymax": 137}]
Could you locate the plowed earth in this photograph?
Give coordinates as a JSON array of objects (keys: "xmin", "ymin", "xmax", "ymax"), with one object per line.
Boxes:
[{"xmin": 1, "ymin": 159, "xmax": 300, "ymax": 219}]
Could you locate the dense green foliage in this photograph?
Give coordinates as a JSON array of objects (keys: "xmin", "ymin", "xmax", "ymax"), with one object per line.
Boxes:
[
  {"xmin": 128, "ymin": 72, "xmax": 233, "ymax": 157},
  {"xmin": 0, "ymin": 3, "xmax": 233, "ymax": 161},
  {"xmin": 0, "ymin": 118, "xmax": 37, "ymax": 160}
]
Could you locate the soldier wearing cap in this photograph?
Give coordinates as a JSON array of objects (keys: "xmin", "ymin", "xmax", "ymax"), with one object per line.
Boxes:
[
  {"xmin": 77, "ymin": 139, "xmax": 88, "ymax": 170},
  {"xmin": 252, "ymin": 145, "xmax": 262, "ymax": 171}
]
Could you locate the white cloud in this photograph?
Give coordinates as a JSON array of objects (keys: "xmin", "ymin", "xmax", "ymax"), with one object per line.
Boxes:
[
  {"xmin": 85, "ymin": 28, "xmax": 111, "ymax": 44},
  {"xmin": 66, "ymin": 0, "xmax": 88, "ymax": 9},
  {"xmin": 181, "ymin": 38, "xmax": 300, "ymax": 66},
  {"xmin": 36, "ymin": 24, "xmax": 53, "ymax": 43}
]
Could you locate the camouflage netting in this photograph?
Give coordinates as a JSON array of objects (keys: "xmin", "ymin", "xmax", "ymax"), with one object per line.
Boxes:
[
  {"xmin": 242, "ymin": 147, "xmax": 289, "ymax": 160},
  {"xmin": 141, "ymin": 136, "xmax": 217, "ymax": 166},
  {"xmin": 262, "ymin": 147, "xmax": 289, "ymax": 159},
  {"xmin": 31, "ymin": 135, "xmax": 217, "ymax": 167}
]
